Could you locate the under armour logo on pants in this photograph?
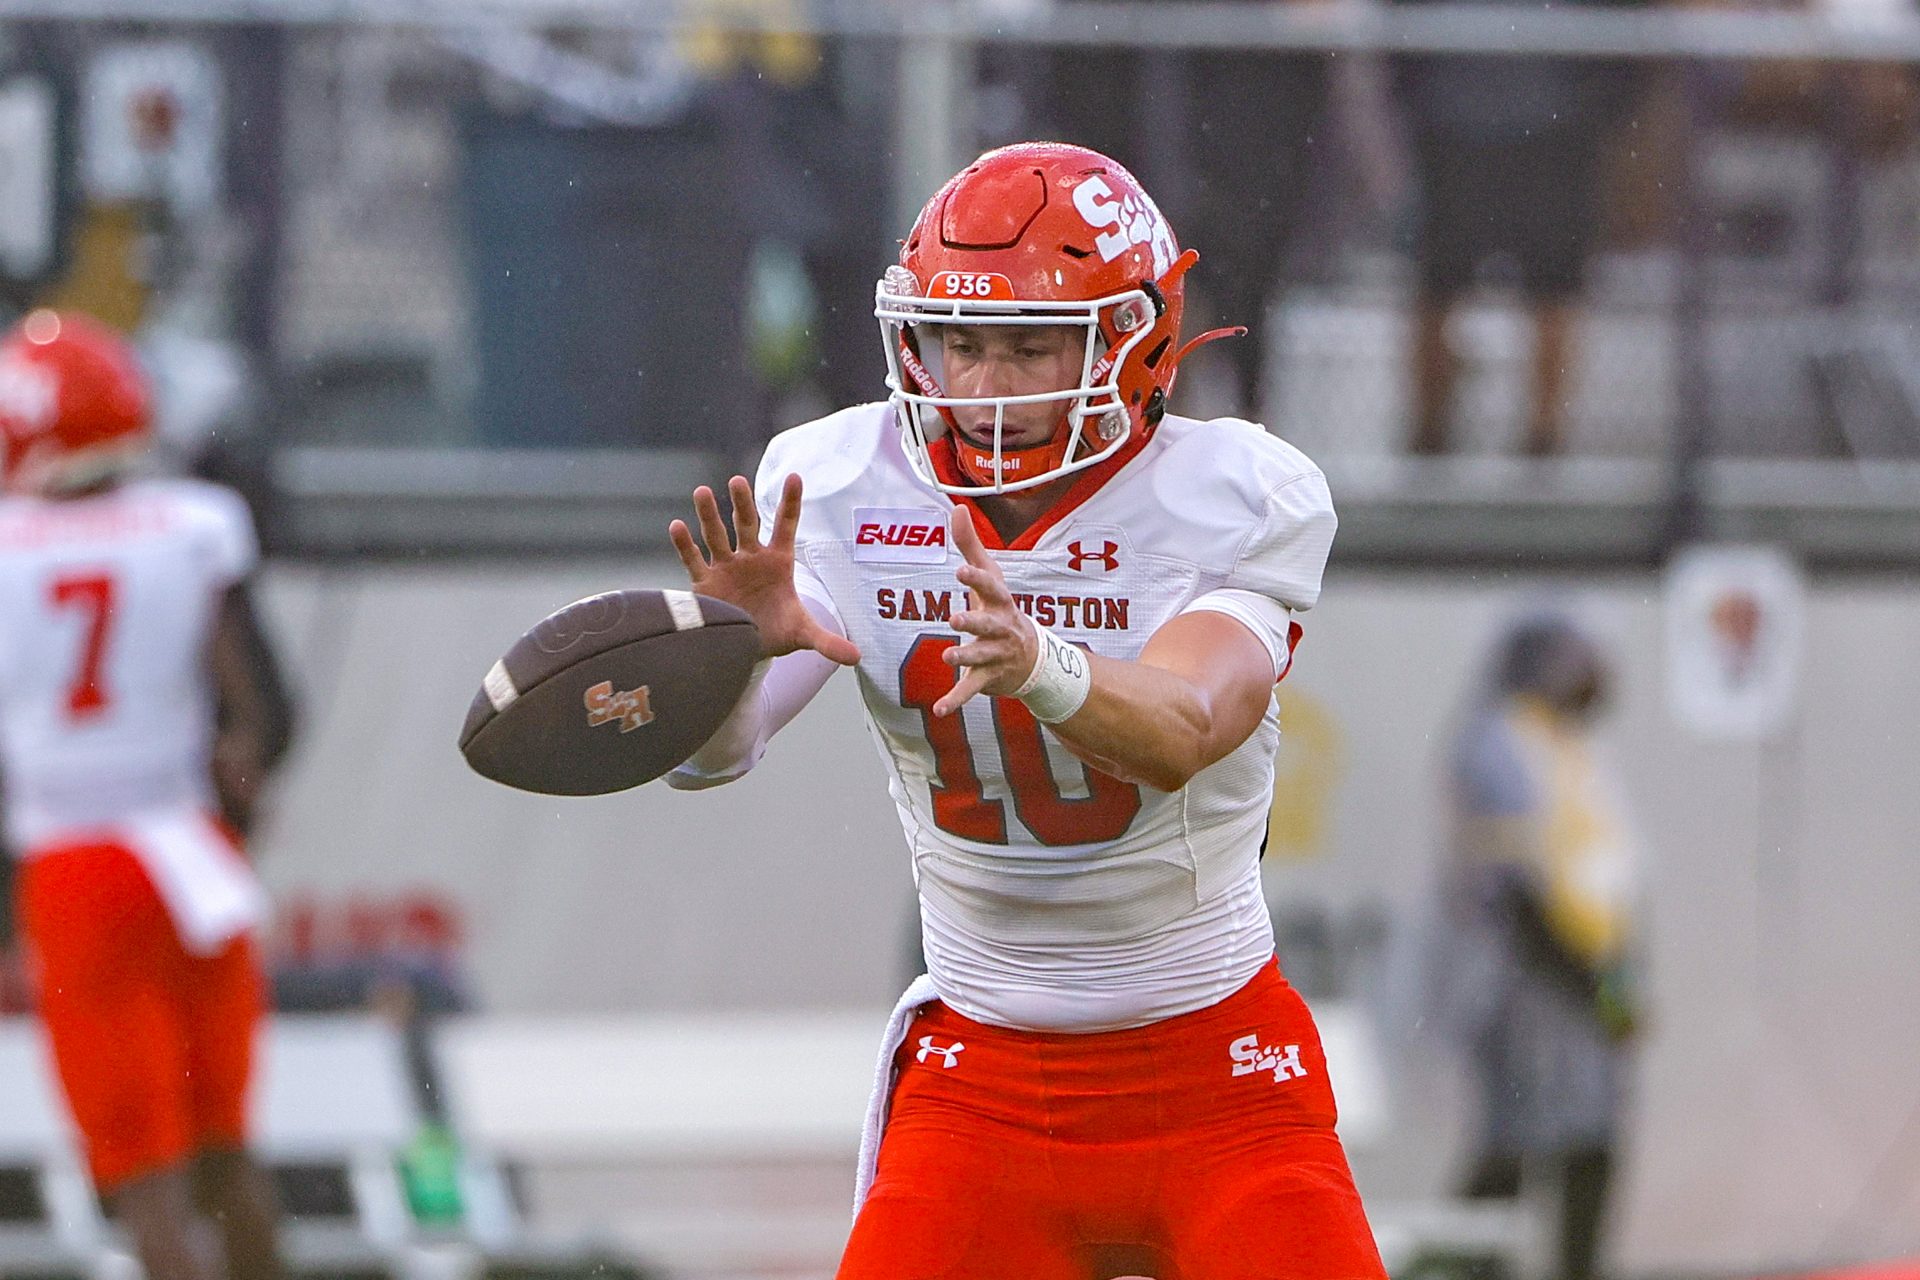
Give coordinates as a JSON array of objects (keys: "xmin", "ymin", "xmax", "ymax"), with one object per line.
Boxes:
[{"xmin": 916, "ymin": 1035, "xmax": 964, "ymax": 1068}]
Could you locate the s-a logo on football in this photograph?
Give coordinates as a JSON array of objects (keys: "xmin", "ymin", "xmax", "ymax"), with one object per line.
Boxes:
[{"xmin": 585, "ymin": 681, "xmax": 654, "ymax": 733}]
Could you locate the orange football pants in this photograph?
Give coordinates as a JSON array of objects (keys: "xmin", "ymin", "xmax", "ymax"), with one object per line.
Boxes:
[
  {"xmin": 838, "ymin": 960, "xmax": 1386, "ymax": 1280},
  {"xmin": 16, "ymin": 837, "xmax": 264, "ymax": 1192}
]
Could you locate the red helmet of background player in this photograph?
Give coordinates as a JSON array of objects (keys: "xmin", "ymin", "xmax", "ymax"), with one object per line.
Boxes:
[
  {"xmin": 0, "ymin": 309, "xmax": 152, "ymax": 497},
  {"xmin": 877, "ymin": 142, "xmax": 1230, "ymax": 496}
]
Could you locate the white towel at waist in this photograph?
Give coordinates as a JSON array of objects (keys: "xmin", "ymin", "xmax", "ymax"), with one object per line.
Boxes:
[
  {"xmin": 22, "ymin": 808, "xmax": 269, "ymax": 954},
  {"xmin": 853, "ymin": 972, "xmax": 939, "ymax": 1220}
]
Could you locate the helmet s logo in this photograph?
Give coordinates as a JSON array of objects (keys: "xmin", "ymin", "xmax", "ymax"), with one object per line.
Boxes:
[
  {"xmin": 0, "ymin": 356, "xmax": 57, "ymax": 433},
  {"xmin": 1067, "ymin": 540, "xmax": 1120, "ymax": 573},
  {"xmin": 931, "ymin": 271, "xmax": 1015, "ymax": 301},
  {"xmin": 1070, "ymin": 176, "xmax": 1176, "ymax": 277}
]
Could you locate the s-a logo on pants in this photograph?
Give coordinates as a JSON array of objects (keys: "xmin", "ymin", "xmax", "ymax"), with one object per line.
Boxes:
[{"xmin": 1229, "ymin": 1034, "xmax": 1307, "ymax": 1083}]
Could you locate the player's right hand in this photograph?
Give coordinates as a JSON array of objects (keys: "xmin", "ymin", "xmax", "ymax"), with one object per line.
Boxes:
[{"xmin": 669, "ymin": 473, "xmax": 860, "ymax": 666}]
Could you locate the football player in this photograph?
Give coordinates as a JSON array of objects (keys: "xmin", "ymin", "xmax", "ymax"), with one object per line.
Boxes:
[
  {"xmin": 668, "ymin": 143, "xmax": 1383, "ymax": 1277},
  {"xmin": 0, "ymin": 311, "xmax": 293, "ymax": 1280}
]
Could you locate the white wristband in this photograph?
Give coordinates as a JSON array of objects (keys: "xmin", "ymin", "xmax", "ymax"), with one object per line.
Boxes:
[{"xmin": 1013, "ymin": 620, "xmax": 1093, "ymax": 724}]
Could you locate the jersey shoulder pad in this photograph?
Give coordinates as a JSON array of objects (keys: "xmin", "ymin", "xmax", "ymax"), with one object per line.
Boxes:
[
  {"xmin": 1149, "ymin": 416, "xmax": 1335, "ymax": 610},
  {"xmin": 142, "ymin": 477, "xmax": 259, "ymax": 584},
  {"xmin": 0, "ymin": 493, "xmax": 35, "ymax": 543},
  {"xmin": 1152, "ymin": 415, "xmax": 1322, "ymax": 497},
  {"xmin": 755, "ymin": 403, "xmax": 893, "ymax": 509},
  {"xmin": 755, "ymin": 402, "xmax": 915, "ymax": 551}
]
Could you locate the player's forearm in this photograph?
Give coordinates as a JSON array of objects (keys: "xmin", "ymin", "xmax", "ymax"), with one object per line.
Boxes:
[
  {"xmin": 668, "ymin": 640, "xmax": 838, "ymax": 789},
  {"xmin": 0, "ymin": 838, "xmax": 15, "ymax": 951},
  {"xmin": 668, "ymin": 660, "xmax": 776, "ymax": 788},
  {"xmin": 0, "ymin": 786, "xmax": 15, "ymax": 948},
  {"xmin": 1048, "ymin": 654, "xmax": 1220, "ymax": 793}
]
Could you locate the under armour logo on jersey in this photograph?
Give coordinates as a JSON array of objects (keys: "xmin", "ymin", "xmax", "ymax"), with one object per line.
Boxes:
[
  {"xmin": 584, "ymin": 681, "xmax": 654, "ymax": 733},
  {"xmin": 916, "ymin": 1036, "xmax": 965, "ymax": 1069},
  {"xmin": 1229, "ymin": 1034, "xmax": 1308, "ymax": 1083},
  {"xmin": 1067, "ymin": 539, "xmax": 1120, "ymax": 573}
]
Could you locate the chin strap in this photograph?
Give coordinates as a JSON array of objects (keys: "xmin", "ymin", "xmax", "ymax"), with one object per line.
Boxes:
[{"xmin": 952, "ymin": 432, "xmax": 1074, "ymax": 489}]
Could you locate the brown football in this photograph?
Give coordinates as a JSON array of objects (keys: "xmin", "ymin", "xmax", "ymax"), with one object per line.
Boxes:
[{"xmin": 458, "ymin": 589, "xmax": 761, "ymax": 796}]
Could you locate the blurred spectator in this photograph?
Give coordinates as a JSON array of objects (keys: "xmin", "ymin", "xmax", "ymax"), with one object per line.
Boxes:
[
  {"xmin": 0, "ymin": 28, "xmax": 277, "ymax": 521},
  {"xmin": 270, "ymin": 891, "xmax": 472, "ymax": 1019},
  {"xmin": 0, "ymin": 310, "xmax": 295, "ymax": 1280},
  {"xmin": 1718, "ymin": 0, "xmax": 1919, "ymax": 167},
  {"xmin": 1186, "ymin": 43, "xmax": 1329, "ymax": 422},
  {"xmin": 704, "ymin": 26, "xmax": 894, "ymax": 431},
  {"xmin": 1037, "ymin": 0, "xmax": 1329, "ymax": 421},
  {"xmin": 268, "ymin": 891, "xmax": 476, "ymax": 1225},
  {"xmin": 458, "ymin": 10, "xmax": 891, "ymax": 455},
  {"xmin": 1430, "ymin": 613, "xmax": 1643, "ymax": 1280},
  {"xmin": 1390, "ymin": 0, "xmax": 1651, "ymax": 456}
]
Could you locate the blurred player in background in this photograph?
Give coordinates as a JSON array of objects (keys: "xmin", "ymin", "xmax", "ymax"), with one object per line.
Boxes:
[
  {"xmin": 0, "ymin": 310, "xmax": 294, "ymax": 1280},
  {"xmin": 1433, "ymin": 613, "xmax": 1642, "ymax": 1280},
  {"xmin": 667, "ymin": 142, "xmax": 1383, "ymax": 1278}
]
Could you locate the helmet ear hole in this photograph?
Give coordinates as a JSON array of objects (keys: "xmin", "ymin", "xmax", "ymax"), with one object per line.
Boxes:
[{"xmin": 1111, "ymin": 297, "xmax": 1153, "ymax": 335}]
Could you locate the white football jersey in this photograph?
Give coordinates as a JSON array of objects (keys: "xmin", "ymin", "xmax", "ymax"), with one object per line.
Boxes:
[
  {"xmin": 756, "ymin": 403, "xmax": 1336, "ymax": 1031},
  {"xmin": 0, "ymin": 477, "xmax": 256, "ymax": 852}
]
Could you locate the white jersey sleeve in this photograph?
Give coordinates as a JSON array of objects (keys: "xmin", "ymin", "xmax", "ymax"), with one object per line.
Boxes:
[
  {"xmin": 754, "ymin": 423, "xmax": 847, "ymax": 625},
  {"xmin": 1175, "ymin": 444, "xmax": 1336, "ymax": 678},
  {"xmin": 186, "ymin": 481, "xmax": 259, "ymax": 588},
  {"xmin": 661, "ymin": 424, "xmax": 858, "ymax": 788},
  {"xmin": 1225, "ymin": 464, "xmax": 1336, "ymax": 612}
]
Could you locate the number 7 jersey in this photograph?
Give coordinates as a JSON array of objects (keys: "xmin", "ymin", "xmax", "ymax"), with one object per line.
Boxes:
[
  {"xmin": 0, "ymin": 478, "xmax": 256, "ymax": 851},
  {"xmin": 757, "ymin": 403, "xmax": 1337, "ymax": 1032}
]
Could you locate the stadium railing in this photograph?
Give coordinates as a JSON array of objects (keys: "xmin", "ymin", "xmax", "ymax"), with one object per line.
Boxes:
[
  {"xmin": 0, "ymin": 1014, "xmax": 543, "ymax": 1280},
  {"xmin": 4, "ymin": 0, "xmax": 1917, "ymax": 565}
]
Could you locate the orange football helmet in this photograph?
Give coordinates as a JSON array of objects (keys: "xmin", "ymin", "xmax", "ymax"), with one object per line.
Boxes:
[
  {"xmin": 877, "ymin": 142, "xmax": 1225, "ymax": 496},
  {"xmin": 0, "ymin": 310, "xmax": 152, "ymax": 497}
]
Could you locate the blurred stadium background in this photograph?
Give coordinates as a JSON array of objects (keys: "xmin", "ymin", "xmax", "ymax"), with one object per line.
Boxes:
[{"xmin": 1, "ymin": 0, "xmax": 1918, "ymax": 1278}]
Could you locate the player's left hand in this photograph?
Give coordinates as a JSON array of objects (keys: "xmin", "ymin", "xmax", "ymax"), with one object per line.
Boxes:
[{"xmin": 934, "ymin": 508, "xmax": 1039, "ymax": 717}]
